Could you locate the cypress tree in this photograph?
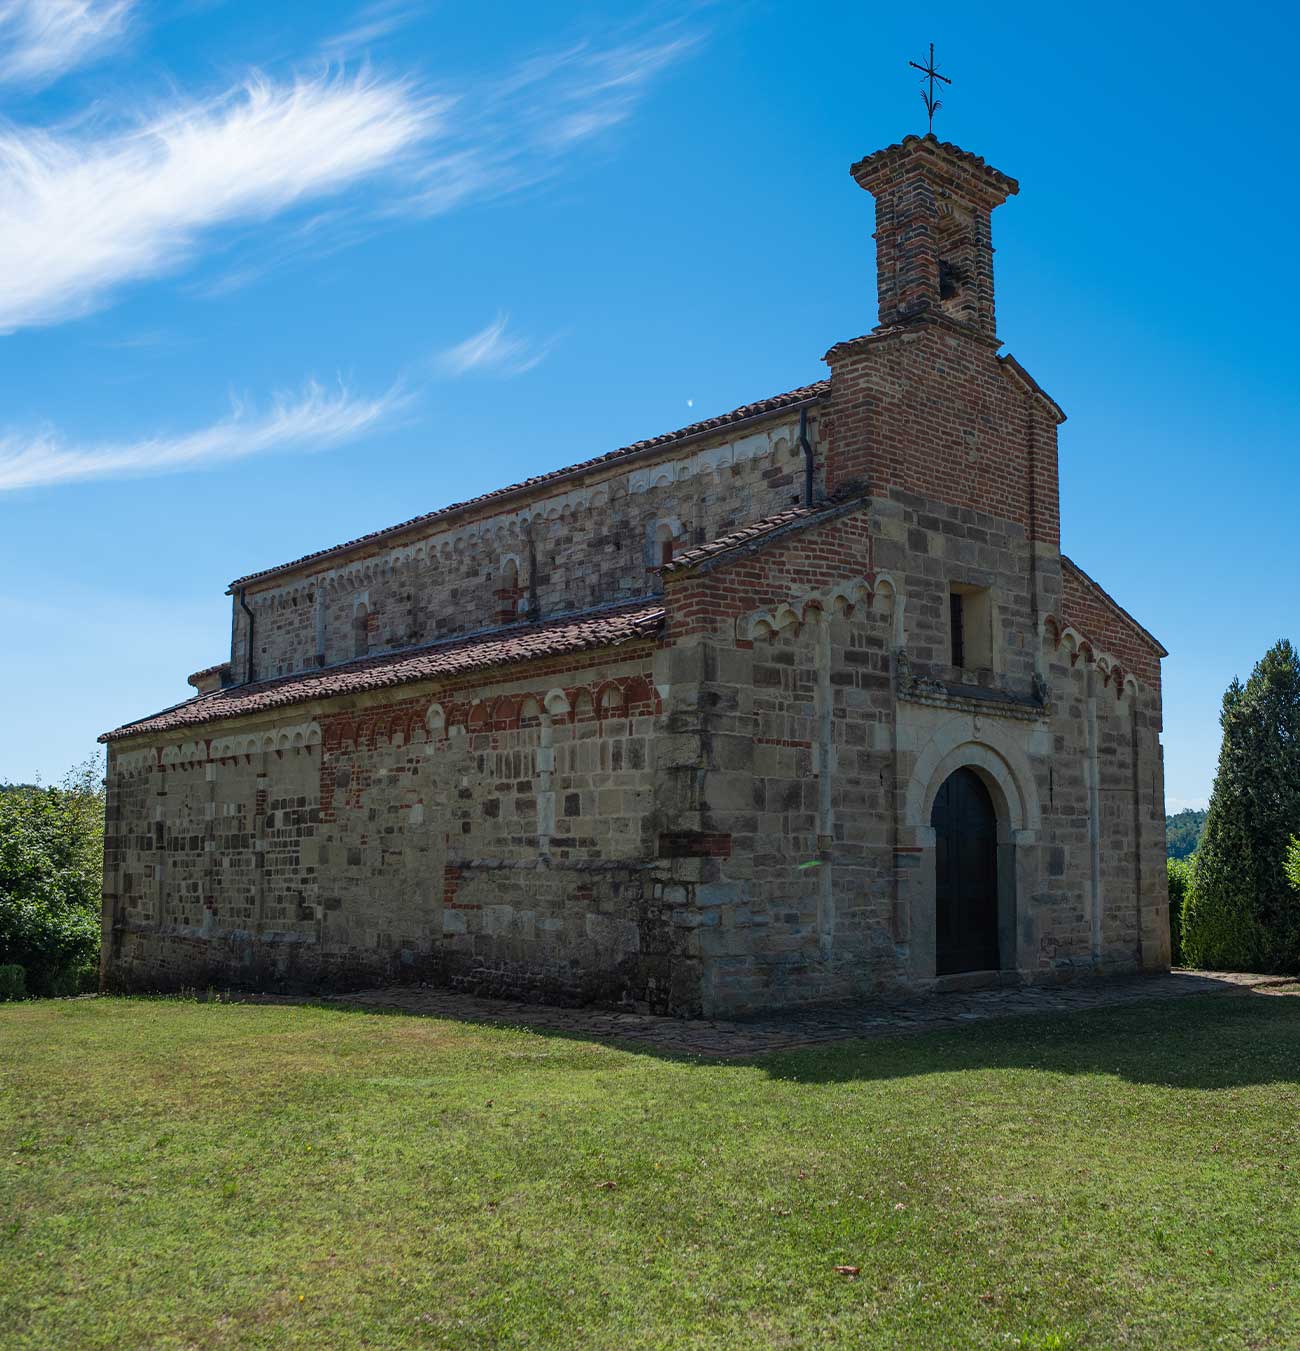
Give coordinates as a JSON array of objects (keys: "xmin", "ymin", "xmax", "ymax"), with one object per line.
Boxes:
[{"xmin": 1182, "ymin": 639, "xmax": 1300, "ymax": 971}]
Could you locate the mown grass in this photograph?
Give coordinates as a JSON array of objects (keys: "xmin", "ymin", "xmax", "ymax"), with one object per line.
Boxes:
[{"xmin": 1, "ymin": 993, "xmax": 1298, "ymax": 1350}]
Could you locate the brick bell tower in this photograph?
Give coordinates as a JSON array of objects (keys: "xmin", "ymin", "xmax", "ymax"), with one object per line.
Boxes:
[
  {"xmin": 820, "ymin": 128, "xmax": 1064, "ymax": 601},
  {"xmin": 852, "ymin": 133, "xmax": 1019, "ymax": 341}
]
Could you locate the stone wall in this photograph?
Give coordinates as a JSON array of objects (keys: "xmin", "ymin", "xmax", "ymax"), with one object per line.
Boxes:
[
  {"xmin": 232, "ymin": 413, "xmax": 819, "ymax": 681},
  {"xmin": 101, "ymin": 644, "xmax": 707, "ymax": 1009}
]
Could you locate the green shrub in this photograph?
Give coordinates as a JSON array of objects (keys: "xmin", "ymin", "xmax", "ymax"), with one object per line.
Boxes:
[
  {"xmin": 0, "ymin": 758, "xmax": 104, "ymax": 998},
  {"xmin": 0, "ymin": 963, "xmax": 26, "ymax": 1000},
  {"xmin": 1286, "ymin": 837, "xmax": 1300, "ymax": 894},
  {"xmin": 1182, "ymin": 641, "xmax": 1300, "ymax": 973},
  {"xmin": 1166, "ymin": 857, "xmax": 1194, "ymax": 966}
]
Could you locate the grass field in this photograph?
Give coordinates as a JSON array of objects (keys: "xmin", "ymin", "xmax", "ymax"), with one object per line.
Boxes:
[{"xmin": 2, "ymin": 993, "xmax": 1298, "ymax": 1350}]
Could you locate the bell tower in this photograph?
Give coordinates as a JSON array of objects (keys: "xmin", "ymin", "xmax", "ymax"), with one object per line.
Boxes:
[{"xmin": 851, "ymin": 134, "xmax": 1018, "ymax": 342}]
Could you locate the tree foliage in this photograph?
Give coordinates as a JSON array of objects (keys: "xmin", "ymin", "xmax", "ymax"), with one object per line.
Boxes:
[
  {"xmin": 1166, "ymin": 809, "xmax": 1207, "ymax": 860},
  {"xmin": 1182, "ymin": 641, "xmax": 1300, "ymax": 973},
  {"xmin": 0, "ymin": 757, "xmax": 104, "ymax": 998},
  {"xmin": 1166, "ymin": 857, "xmax": 1194, "ymax": 966}
]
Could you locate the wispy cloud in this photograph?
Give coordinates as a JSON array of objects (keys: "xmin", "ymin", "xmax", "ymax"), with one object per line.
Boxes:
[
  {"xmin": 322, "ymin": 0, "xmax": 425, "ymax": 56},
  {"xmin": 0, "ymin": 380, "xmax": 406, "ymax": 491},
  {"xmin": 400, "ymin": 30, "xmax": 700, "ymax": 215},
  {"xmin": 435, "ymin": 313, "xmax": 555, "ymax": 378},
  {"xmin": 0, "ymin": 70, "xmax": 441, "ymax": 332},
  {"xmin": 0, "ymin": 0, "xmax": 135, "ymax": 85},
  {"xmin": 0, "ymin": 19, "xmax": 701, "ymax": 332}
]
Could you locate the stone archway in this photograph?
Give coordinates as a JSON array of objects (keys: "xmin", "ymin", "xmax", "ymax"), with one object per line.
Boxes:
[{"xmin": 896, "ymin": 715, "xmax": 1043, "ymax": 985}]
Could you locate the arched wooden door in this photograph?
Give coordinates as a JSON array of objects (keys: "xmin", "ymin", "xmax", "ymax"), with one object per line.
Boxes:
[{"xmin": 931, "ymin": 767, "xmax": 1000, "ymax": 975}]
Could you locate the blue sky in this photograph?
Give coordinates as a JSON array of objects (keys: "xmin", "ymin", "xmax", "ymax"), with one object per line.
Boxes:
[{"xmin": 0, "ymin": 0, "xmax": 1295, "ymax": 809}]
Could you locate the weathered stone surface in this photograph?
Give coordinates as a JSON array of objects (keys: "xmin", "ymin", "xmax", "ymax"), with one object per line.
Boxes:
[{"xmin": 101, "ymin": 133, "xmax": 1169, "ymax": 1017}]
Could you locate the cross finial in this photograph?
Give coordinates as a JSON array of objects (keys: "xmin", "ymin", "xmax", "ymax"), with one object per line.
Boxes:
[{"xmin": 908, "ymin": 42, "xmax": 951, "ymax": 133}]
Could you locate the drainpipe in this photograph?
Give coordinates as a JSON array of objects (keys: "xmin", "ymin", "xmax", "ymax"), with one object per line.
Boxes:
[
  {"xmin": 237, "ymin": 587, "xmax": 256, "ymax": 684},
  {"xmin": 799, "ymin": 408, "xmax": 815, "ymax": 508}
]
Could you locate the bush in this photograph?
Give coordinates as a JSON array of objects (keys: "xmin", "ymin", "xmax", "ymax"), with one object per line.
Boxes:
[
  {"xmin": 1166, "ymin": 857, "xmax": 1194, "ymax": 966},
  {"xmin": 0, "ymin": 963, "xmax": 26, "ymax": 1000},
  {"xmin": 1287, "ymin": 837, "xmax": 1300, "ymax": 894},
  {"xmin": 1182, "ymin": 641, "xmax": 1300, "ymax": 973},
  {"xmin": 0, "ymin": 758, "xmax": 104, "ymax": 998}
]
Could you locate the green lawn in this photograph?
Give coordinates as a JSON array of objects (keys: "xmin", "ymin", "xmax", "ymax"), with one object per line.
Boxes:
[{"xmin": 2, "ymin": 994, "xmax": 1298, "ymax": 1350}]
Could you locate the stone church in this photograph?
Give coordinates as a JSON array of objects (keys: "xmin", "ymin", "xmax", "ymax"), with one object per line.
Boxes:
[{"xmin": 100, "ymin": 131, "xmax": 1171, "ymax": 1015}]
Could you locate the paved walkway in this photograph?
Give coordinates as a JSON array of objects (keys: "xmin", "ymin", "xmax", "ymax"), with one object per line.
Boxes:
[{"xmin": 286, "ymin": 970, "xmax": 1296, "ymax": 1059}]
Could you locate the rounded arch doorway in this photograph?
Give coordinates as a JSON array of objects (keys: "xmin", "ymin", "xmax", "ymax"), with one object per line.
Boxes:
[{"xmin": 930, "ymin": 767, "xmax": 1000, "ymax": 975}]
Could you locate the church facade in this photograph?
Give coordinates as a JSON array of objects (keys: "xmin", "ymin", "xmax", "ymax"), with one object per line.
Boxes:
[{"xmin": 100, "ymin": 133, "xmax": 1171, "ymax": 1015}]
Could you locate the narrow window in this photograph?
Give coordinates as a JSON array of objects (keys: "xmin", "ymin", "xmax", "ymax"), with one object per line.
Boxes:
[
  {"xmin": 353, "ymin": 603, "xmax": 369, "ymax": 658},
  {"xmin": 949, "ymin": 591, "xmax": 965, "ymax": 669},
  {"xmin": 660, "ymin": 537, "xmax": 674, "ymax": 566},
  {"xmin": 949, "ymin": 585, "xmax": 994, "ymax": 670}
]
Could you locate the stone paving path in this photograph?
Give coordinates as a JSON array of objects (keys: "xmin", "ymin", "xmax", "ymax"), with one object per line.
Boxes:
[{"xmin": 280, "ymin": 970, "xmax": 1296, "ymax": 1060}]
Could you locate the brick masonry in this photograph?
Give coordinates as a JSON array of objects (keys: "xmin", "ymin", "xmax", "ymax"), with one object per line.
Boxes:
[{"xmin": 101, "ymin": 133, "xmax": 1170, "ymax": 1016}]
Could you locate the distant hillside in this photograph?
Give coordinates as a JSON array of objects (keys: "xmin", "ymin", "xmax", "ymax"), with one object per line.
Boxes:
[{"xmin": 1167, "ymin": 809, "xmax": 1207, "ymax": 860}]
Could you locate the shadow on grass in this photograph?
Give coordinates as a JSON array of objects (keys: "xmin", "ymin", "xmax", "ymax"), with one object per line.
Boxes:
[
  {"xmin": 158, "ymin": 983, "xmax": 1300, "ymax": 1095},
  {"xmin": 756, "ymin": 992, "xmax": 1300, "ymax": 1091}
]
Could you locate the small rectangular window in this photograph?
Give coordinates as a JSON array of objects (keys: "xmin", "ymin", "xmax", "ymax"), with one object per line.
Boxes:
[{"xmin": 949, "ymin": 585, "xmax": 994, "ymax": 670}]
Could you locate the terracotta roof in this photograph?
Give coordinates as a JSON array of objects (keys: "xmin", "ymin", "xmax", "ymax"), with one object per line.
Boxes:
[
  {"xmin": 229, "ymin": 380, "xmax": 831, "ymax": 591},
  {"xmin": 1060, "ymin": 557, "xmax": 1167, "ymax": 657},
  {"xmin": 850, "ymin": 133, "xmax": 1019, "ymax": 198},
  {"xmin": 661, "ymin": 496, "xmax": 861, "ymax": 576},
  {"xmin": 101, "ymin": 603, "xmax": 665, "ymax": 742}
]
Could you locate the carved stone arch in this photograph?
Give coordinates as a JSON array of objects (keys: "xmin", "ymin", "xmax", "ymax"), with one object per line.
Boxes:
[
  {"xmin": 905, "ymin": 715, "xmax": 1042, "ymax": 843},
  {"xmin": 425, "ymin": 702, "xmax": 446, "ymax": 738},
  {"xmin": 572, "ymin": 688, "xmax": 596, "ymax": 722},
  {"xmin": 596, "ymin": 681, "xmax": 626, "ymax": 715},
  {"xmin": 773, "ymin": 603, "xmax": 801, "ymax": 634},
  {"xmin": 800, "ymin": 596, "xmax": 826, "ymax": 626}
]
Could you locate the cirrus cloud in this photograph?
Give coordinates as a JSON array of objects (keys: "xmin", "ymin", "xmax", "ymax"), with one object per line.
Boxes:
[
  {"xmin": 0, "ymin": 70, "xmax": 442, "ymax": 333},
  {"xmin": 0, "ymin": 0, "xmax": 135, "ymax": 86},
  {"xmin": 0, "ymin": 379, "xmax": 408, "ymax": 491}
]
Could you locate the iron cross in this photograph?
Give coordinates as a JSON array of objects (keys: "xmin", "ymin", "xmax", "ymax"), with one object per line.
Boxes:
[{"xmin": 909, "ymin": 43, "xmax": 951, "ymax": 132}]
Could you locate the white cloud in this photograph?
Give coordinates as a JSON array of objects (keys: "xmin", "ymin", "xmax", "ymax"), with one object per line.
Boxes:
[
  {"xmin": 0, "ymin": 21, "xmax": 701, "ymax": 332},
  {"xmin": 0, "ymin": 380, "xmax": 407, "ymax": 491},
  {"xmin": 0, "ymin": 70, "xmax": 441, "ymax": 332},
  {"xmin": 435, "ymin": 313, "xmax": 555, "ymax": 378},
  {"xmin": 400, "ymin": 30, "xmax": 701, "ymax": 214},
  {"xmin": 0, "ymin": 0, "xmax": 135, "ymax": 85}
]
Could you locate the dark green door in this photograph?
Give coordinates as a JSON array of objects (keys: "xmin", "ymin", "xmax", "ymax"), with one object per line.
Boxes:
[{"xmin": 931, "ymin": 768, "xmax": 1000, "ymax": 975}]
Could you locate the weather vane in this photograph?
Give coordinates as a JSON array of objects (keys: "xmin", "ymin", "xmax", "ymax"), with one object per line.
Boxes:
[{"xmin": 909, "ymin": 43, "xmax": 951, "ymax": 133}]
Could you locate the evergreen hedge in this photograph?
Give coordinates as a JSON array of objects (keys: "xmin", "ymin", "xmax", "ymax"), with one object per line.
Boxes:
[{"xmin": 1182, "ymin": 640, "xmax": 1300, "ymax": 973}]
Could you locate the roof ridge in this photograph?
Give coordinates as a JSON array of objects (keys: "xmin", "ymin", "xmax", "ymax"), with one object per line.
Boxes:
[
  {"xmin": 661, "ymin": 493, "xmax": 861, "ymax": 575},
  {"xmin": 230, "ymin": 379, "xmax": 831, "ymax": 591}
]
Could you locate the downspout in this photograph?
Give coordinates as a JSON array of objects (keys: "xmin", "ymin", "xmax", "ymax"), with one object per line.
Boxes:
[
  {"xmin": 799, "ymin": 408, "xmax": 815, "ymax": 508},
  {"xmin": 237, "ymin": 586, "xmax": 256, "ymax": 684}
]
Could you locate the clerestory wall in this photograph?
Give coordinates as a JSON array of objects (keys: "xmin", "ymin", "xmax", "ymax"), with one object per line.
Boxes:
[{"xmin": 231, "ymin": 412, "xmax": 822, "ymax": 681}]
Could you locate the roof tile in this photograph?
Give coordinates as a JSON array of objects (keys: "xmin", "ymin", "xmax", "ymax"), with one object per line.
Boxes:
[{"xmin": 102, "ymin": 604, "xmax": 665, "ymax": 742}]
